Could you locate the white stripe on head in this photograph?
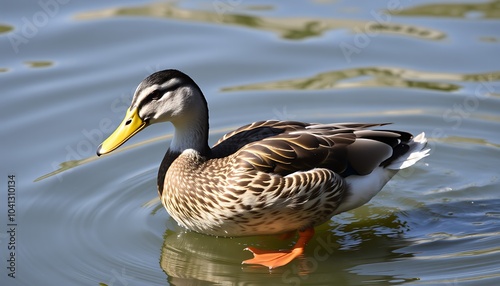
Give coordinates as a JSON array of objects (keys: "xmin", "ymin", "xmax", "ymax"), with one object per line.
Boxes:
[
  {"xmin": 134, "ymin": 85, "xmax": 158, "ymax": 107},
  {"xmin": 160, "ymin": 78, "xmax": 182, "ymax": 90},
  {"xmin": 131, "ymin": 78, "xmax": 183, "ymax": 109}
]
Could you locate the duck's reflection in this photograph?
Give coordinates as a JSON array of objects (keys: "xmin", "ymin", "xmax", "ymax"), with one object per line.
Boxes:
[{"xmin": 159, "ymin": 208, "xmax": 413, "ymax": 285}]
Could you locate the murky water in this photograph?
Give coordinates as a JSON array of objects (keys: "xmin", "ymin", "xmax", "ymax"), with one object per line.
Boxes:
[{"xmin": 2, "ymin": 1, "xmax": 500, "ymax": 285}]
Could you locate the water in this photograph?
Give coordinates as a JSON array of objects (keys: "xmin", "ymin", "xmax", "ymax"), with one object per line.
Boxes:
[{"xmin": 1, "ymin": 0, "xmax": 500, "ymax": 285}]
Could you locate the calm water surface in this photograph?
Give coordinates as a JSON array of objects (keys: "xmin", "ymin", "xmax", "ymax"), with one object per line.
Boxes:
[{"xmin": 1, "ymin": 1, "xmax": 500, "ymax": 285}]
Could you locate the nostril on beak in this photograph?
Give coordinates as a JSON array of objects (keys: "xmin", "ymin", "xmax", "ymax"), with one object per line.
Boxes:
[{"xmin": 125, "ymin": 119, "xmax": 132, "ymax": 125}]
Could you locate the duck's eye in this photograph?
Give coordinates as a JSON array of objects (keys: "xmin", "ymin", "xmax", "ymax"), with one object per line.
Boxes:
[{"xmin": 150, "ymin": 90, "xmax": 162, "ymax": 100}]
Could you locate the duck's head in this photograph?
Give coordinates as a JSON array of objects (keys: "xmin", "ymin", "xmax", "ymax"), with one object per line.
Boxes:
[{"xmin": 97, "ymin": 69, "xmax": 209, "ymax": 156}]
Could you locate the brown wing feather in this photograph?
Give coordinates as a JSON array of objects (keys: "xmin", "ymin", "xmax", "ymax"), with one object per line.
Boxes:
[
  {"xmin": 234, "ymin": 130, "xmax": 353, "ymax": 175},
  {"xmin": 212, "ymin": 120, "xmax": 410, "ymax": 177}
]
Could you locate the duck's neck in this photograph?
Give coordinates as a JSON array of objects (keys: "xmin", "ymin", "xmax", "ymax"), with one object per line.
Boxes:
[
  {"xmin": 158, "ymin": 113, "xmax": 209, "ymax": 197},
  {"xmin": 169, "ymin": 111, "xmax": 210, "ymax": 156}
]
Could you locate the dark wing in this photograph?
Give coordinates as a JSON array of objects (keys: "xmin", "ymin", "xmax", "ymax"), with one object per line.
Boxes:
[{"xmin": 227, "ymin": 122, "xmax": 412, "ymax": 177}]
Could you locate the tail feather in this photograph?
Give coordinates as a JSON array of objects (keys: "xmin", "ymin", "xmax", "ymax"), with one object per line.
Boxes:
[{"xmin": 386, "ymin": 132, "xmax": 430, "ymax": 170}]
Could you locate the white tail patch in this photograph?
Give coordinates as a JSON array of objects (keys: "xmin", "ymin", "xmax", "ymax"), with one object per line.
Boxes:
[
  {"xmin": 386, "ymin": 132, "xmax": 430, "ymax": 170},
  {"xmin": 335, "ymin": 132, "xmax": 430, "ymax": 214}
]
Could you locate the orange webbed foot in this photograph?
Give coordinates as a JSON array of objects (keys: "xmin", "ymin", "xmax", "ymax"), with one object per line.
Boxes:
[
  {"xmin": 242, "ymin": 228, "xmax": 315, "ymax": 269},
  {"xmin": 243, "ymin": 247, "xmax": 303, "ymax": 269}
]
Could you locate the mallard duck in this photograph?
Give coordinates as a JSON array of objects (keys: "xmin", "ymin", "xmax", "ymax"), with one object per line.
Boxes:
[{"xmin": 97, "ymin": 69, "xmax": 429, "ymax": 269}]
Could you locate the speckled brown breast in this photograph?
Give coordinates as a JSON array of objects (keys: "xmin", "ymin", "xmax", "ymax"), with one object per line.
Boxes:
[{"xmin": 162, "ymin": 149, "xmax": 346, "ymax": 236}]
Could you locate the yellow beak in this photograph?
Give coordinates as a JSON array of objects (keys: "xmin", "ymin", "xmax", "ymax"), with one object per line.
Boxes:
[{"xmin": 96, "ymin": 107, "xmax": 146, "ymax": 156}]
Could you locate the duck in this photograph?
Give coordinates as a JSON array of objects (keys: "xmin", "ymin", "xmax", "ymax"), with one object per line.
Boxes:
[{"xmin": 97, "ymin": 69, "xmax": 429, "ymax": 269}]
